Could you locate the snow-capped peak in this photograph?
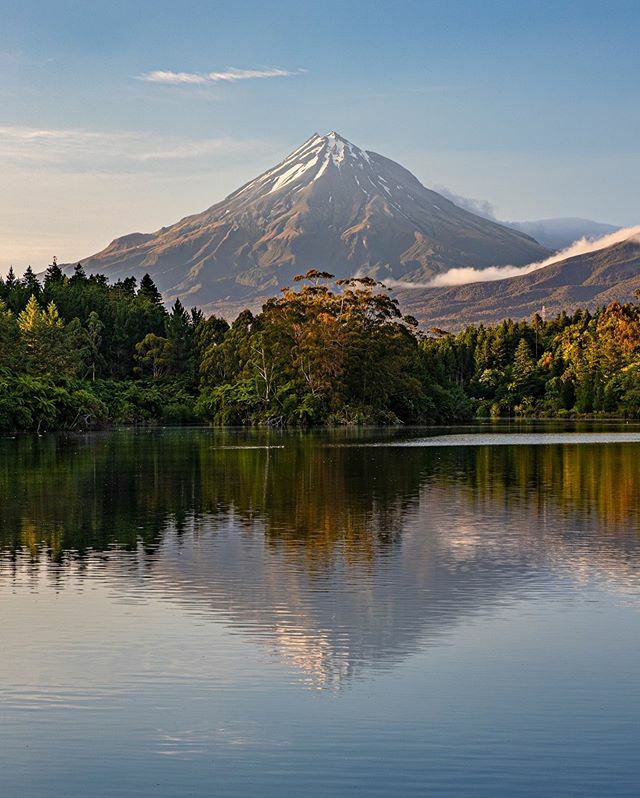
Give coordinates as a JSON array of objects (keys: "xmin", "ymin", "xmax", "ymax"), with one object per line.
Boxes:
[
  {"xmin": 243, "ymin": 131, "xmax": 374, "ymax": 195},
  {"xmin": 322, "ymin": 131, "xmax": 371, "ymax": 166},
  {"xmin": 226, "ymin": 131, "xmax": 387, "ymax": 206}
]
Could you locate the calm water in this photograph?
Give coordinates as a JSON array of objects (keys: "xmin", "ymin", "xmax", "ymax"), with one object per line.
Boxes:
[{"xmin": 2, "ymin": 423, "xmax": 640, "ymax": 797}]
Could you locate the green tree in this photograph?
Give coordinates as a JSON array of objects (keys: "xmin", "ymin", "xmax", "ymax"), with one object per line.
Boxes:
[
  {"xmin": 44, "ymin": 256, "xmax": 64, "ymax": 286},
  {"xmin": 165, "ymin": 299, "xmax": 195, "ymax": 377},
  {"xmin": 0, "ymin": 301, "xmax": 23, "ymax": 372},
  {"xmin": 75, "ymin": 311, "xmax": 106, "ymax": 381},
  {"xmin": 138, "ymin": 274, "xmax": 163, "ymax": 305},
  {"xmin": 134, "ymin": 333, "xmax": 172, "ymax": 379},
  {"xmin": 17, "ymin": 296, "xmax": 78, "ymax": 377}
]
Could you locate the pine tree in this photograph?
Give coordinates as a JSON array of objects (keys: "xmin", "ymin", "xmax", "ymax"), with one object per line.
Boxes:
[
  {"xmin": 165, "ymin": 299, "xmax": 194, "ymax": 377},
  {"xmin": 17, "ymin": 297, "xmax": 76, "ymax": 376},
  {"xmin": 23, "ymin": 266, "xmax": 41, "ymax": 297},
  {"xmin": 70, "ymin": 263, "xmax": 86, "ymax": 282},
  {"xmin": 17, "ymin": 295, "xmax": 46, "ymax": 333},
  {"xmin": 44, "ymin": 256, "xmax": 64, "ymax": 285},
  {"xmin": 139, "ymin": 274, "xmax": 162, "ymax": 305},
  {"xmin": 490, "ymin": 326, "xmax": 508, "ymax": 368},
  {"xmin": 512, "ymin": 339, "xmax": 535, "ymax": 386}
]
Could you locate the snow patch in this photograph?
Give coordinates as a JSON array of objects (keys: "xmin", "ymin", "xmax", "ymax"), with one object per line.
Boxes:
[
  {"xmin": 326, "ymin": 134, "xmax": 346, "ymax": 166},
  {"xmin": 231, "ymin": 132, "xmax": 388, "ymax": 201},
  {"xmin": 267, "ymin": 155, "xmax": 319, "ymax": 194}
]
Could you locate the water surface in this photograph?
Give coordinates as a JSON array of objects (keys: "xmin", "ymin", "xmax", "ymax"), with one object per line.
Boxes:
[{"xmin": 1, "ymin": 424, "xmax": 640, "ymax": 796}]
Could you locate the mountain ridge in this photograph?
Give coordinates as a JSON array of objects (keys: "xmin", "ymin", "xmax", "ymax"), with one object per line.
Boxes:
[{"xmin": 395, "ymin": 236, "xmax": 640, "ymax": 330}]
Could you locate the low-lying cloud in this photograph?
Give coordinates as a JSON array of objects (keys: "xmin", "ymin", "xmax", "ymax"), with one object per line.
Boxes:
[
  {"xmin": 388, "ymin": 225, "xmax": 640, "ymax": 290},
  {"xmin": 139, "ymin": 67, "xmax": 304, "ymax": 85}
]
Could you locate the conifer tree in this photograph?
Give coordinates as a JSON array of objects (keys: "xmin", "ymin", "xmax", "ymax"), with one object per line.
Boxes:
[
  {"xmin": 0, "ymin": 301, "xmax": 23, "ymax": 371},
  {"xmin": 139, "ymin": 274, "xmax": 163, "ymax": 305},
  {"xmin": 17, "ymin": 296, "xmax": 77, "ymax": 376},
  {"xmin": 44, "ymin": 256, "xmax": 64, "ymax": 286}
]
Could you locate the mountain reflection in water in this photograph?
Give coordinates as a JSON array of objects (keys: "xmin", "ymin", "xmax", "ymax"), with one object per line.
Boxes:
[{"xmin": 1, "ymin": 427, "xmax": 640, "ymax": 689}]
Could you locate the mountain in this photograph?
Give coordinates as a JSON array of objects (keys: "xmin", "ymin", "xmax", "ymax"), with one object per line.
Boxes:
[
  {"xmin": 72, "ymin": 131, "xmax": 549, "ymax": 312},
  {"xmin": 505, "ymin": 217, "xmax": 620, "ymax": 251},
  {"xmin": 425, "ymin": 187, "xmax": 620, "ymax": 251},
  {"xmin": 395, "ymin": 236, "xmax": 640, "ymax": 330}
]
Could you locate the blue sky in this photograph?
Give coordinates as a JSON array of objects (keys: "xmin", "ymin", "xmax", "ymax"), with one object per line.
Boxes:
[{"xmin": 1, "ymin": 0, "xmax": 639, "ymax": 271}]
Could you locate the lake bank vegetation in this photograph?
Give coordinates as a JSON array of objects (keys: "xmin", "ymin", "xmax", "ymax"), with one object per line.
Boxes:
[{"xmin": 1, "ymin": 263, "xmax": 640, "ymax": 432}]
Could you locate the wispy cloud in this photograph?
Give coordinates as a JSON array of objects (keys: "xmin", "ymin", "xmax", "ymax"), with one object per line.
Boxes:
[
  {"xmin": 433, "ymin": 185, "xmax": 497, "ymax": 220},
  {"xmin": 0, "ymin": 125, "xmax": 267, "ymax": 173},
  {"xmin": 388, "ymin": 226, "xmax": 640, "ymax": 290},
  {"xmin": 138, "ymin": 67, "xmax": 304, "ymax": 85}
]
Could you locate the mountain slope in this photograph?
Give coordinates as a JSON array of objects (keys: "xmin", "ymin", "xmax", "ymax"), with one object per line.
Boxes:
[
  {"xmin": 395, "ymin": 237, "xmax": 640, "ymax": 330},
  {"xmin": 72, "ymin": 132, "xmax": 549, "ymax": 310}
]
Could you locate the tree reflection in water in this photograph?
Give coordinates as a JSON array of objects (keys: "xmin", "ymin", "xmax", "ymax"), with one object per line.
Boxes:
[{"xmin": 1, "ymin": 427, "xmax": 639, "ymax": 688}]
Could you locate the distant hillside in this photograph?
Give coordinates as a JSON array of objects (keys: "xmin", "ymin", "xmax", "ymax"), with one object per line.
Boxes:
[
  {"xmin": 431, "ymin": 187, "xmax": 620, "ymax": 251},
  {"xmin": 396, "ymin": 238, "xmax": 640, "ymax": 330},
  {"xmin": 505, "ymin": 217, "xmax": 620, "ymax": 251}
]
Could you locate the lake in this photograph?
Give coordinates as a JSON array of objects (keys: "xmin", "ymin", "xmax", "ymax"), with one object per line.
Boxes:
[{"xmin": 1, "ymin": 423, "xmax": 640, "ymax": 796}]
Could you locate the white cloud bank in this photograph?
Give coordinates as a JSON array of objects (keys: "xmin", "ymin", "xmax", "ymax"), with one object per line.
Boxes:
[
  {"xmin": 138, "ymin": 67, "xmax": 304, "ymax": 85},
  {"xmin": 389, "ymin": 225, "xmax": 640, "ymax": 290}
]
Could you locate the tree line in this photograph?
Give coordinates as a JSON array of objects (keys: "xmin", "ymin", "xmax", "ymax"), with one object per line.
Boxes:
[
  {"xmin": 424, "ymin": 300, "xmax": 640, "ymax": 417},
  {"xmin": 1, "ymin": 262, "xmax": 639, "ymax": 431}
]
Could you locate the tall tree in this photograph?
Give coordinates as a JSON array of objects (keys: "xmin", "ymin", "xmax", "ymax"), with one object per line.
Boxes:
[
  {"xmin": 138, "ymin": 274, "xmax": 163, "ymax": 305},
  {"xmin": 17, "ymin": 296, "xmax": 78, "ymax": 376},
  {"xmin": 165, "ymin": 299, "xmax": 194, "ymax": 377},
  {"xmin": 0, "ymin": 301, "xmax": 23, "ymax": 371},
  {"xmin": 44, "ymin": 256, "xmax": 64, "ymax": 286}
]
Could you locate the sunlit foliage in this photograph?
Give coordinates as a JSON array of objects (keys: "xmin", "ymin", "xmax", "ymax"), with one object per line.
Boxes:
[{"xmin": 2, "ymin": 261, "xmax": 640, "ymax": 431}]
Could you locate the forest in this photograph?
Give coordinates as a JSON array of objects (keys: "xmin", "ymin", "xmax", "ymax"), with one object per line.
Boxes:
[{"xmin": 1, "ymin": 262, "xmax": 640, "ymax": 432}]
